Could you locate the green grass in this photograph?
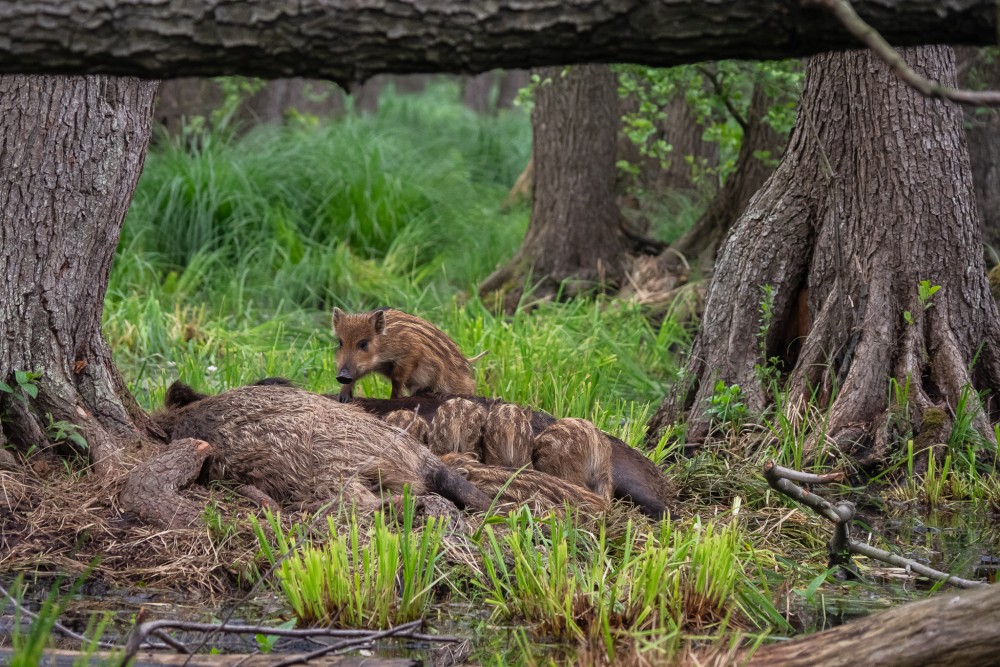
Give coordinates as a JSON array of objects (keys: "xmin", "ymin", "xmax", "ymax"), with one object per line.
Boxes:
[
  {"xmin": 252, "ymin": 491, "xmax": 445, "ymax": 628},
  {"xmin": 91, "ymin": 81, "xmax": 1000, "ymax": 663}
]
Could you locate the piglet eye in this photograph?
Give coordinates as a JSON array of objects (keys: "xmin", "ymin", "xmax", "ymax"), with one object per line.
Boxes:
[{"xmin": 358, "ymin": 340, "xmax": 368, "ymax": 352}]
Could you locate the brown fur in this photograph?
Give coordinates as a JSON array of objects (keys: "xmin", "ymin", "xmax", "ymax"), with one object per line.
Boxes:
[
  {"xmin": 152, "ymin": 383, "xmax": 491, "ymax": 512},
  {"xmin": 440, "ymin": 452, "xmax": 608, "ymax": 514},
  {"xmin": 482, "ymin": 402, "xmax": 534, "ymax": 469},
  {"xmin": 383, "ymin": 409, "xmax": 430, "ymax": 444},
  {"xmin": 532, "ymin": 418, "xmax": 613, "ymax": 501},
  {"xmin": 427, "ymin": 397, "xmax": 487, "ymax": 458},
  {"xmin": 332, "ymin": 307, "xmax": 478, "ymax": 400},
  {"xmin": 349, "ymin": 394, "xmax": 675, "ymax": 519}
]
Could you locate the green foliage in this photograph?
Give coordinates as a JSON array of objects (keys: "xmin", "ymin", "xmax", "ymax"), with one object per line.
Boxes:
[
  {"xmin": 0, "ymin": 369, "xmax": 41, "ymax": 404},
  {"xmin": 251, "ymin": 490, "xmax": 445, "ymax": 628},
  {"xmin": 917, "ymin": 280, "xmax": 941, "ymax": 310},
  {"xmin": 706, "ymin": 381, "xmax": 749, "ymax": 432},
  {"xmin": 615, "ymin": 61, "xmax": 802, "ymax": 185},
  {"xmin": 476, "ymin": 509, "xmax": 787, "ymax": 661},
  {"xmin": 754, "ymin": 285, "xmax": 781, "ymax": 389}
]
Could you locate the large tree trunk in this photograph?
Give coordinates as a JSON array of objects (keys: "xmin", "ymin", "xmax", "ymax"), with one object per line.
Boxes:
[
  {"xmin": 479, "ymin": 64, "xmax": 623, "ymax": 310},
  {"xmin": 647, "ymin": 46, "xmax": 1000, "ymax": 463},
  {"xmin": 0, "ymin": 2, "xmax": 993, "ymax": 80},
  {"xmin": 0, "ymin": 75, "xmax": 160, "ymax": 476}
]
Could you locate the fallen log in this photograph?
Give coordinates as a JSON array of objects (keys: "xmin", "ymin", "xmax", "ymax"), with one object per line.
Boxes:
[{"xmin": 748, "ymin": 582, "xmax": 1000, "ymax": 666}]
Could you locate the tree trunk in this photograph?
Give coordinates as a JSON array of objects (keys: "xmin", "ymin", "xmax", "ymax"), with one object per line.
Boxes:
[
  {"xmin": 647, "ymin": 46, "xmax": 1000, "ymax": 463},
  {"xmin": 620, "ymin": 82, "xmax": 784, "ymax": 306},
  {"xmin": 497, "ymin": 70, "xmax": 530, "ymax": 110},
  {"xmin": 461, "ymin": 72, "xmax": 497, "ymax": 114},
  {"xmin": 0, "ymin": 2, "xmax": 994, "ymax": 81},
  {"xmin": 670, "ymin": 82, "xmax": 784, "ymax": 271},
  {"xmin": 955, "ymin": 49, "xmax": 1000, "ymax": 258},
  {"xmin": 0, "ymin": 75, "xmax": 160, "ymax": 476},
  {"xmin": 479, "ymin": 65, "xmax": 623, "ymax": 310},
  {"xmin": 748, "ymin": 582, "xmax": 1000, "ymax": 667}
]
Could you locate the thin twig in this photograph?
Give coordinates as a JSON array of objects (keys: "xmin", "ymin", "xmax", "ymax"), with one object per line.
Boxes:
[
  {"xmin": 764, "ymin": 460, "xmax": 987, "ymax": 589},
  {"xmin": 805, "ymin": 0, "xmax": 1000, "ymax": 107},
  {"xmin": 269, "ymin": 620, "xmax": 424, "ymax": 667},
  {"xmin": 0, "ymin": 580, "xmax": 120, "ymax": 650},
  {"xmin": 763, "ymin": 460, "xmax": 844, "ymax": 485},
  {"xmin": 695, "ymin": 64, "xmax": 749, "ymax": 131}
]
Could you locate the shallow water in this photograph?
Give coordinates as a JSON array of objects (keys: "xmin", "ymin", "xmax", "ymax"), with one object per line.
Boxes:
[{"xmin": 2, "ymin": 502, "xmax": 997, "ymax": 664}]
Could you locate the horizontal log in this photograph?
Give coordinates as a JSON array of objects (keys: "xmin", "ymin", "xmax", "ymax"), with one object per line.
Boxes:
[
  {"xmin": 0, "ymin": 1, "xmax": 994, "ymax": 82},
  {"xmin": 749, "ymin": 583, "xmax": 1000, "ymax": 667}
]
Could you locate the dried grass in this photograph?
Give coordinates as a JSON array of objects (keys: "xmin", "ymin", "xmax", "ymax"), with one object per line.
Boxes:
[{"xmin": 1, "ymin": 466, "xmax": 263, "ymax": 596}]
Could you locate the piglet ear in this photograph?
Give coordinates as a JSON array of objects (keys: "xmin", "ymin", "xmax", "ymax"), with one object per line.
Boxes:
[
  {"xmin": 371, "ymin": 310, "xmax": 386, "ymax": 334},
  {"xmin": 332, "ymin": 307, "xmax": 345, "ymax": 330}
]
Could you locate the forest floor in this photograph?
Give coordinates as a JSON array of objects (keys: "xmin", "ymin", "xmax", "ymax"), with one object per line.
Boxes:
[{"xmin": 2, "ymin": 83, "xmax": 998, "ymax": 665}]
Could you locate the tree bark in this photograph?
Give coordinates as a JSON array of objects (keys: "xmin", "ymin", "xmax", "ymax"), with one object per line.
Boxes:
[
  {"xmin": 669, "ymin": 82, "xmax": 784, "ymax": 271},
  {"xmin": 479, "ymin": 65, "xmax": 623, "ymax": 310},
  {"xmin": 461, "ymin": 72, "xmax": 497, "ymax": 114},
  {"xmin": 748, "ymin": 583, "xmax": 1000, "ymax": 667},
  {"xmin": 647, "ymin": 46, "xmax": 1000, "ymax": 462},
  {"xmin": 0, "ymin": 75, "xmax": 160, "ymax": 476},
  {"xmin": 0, "ymin": 2, "xmax": 993, "ymax": 81},
  {"xmin": 119, "ymin": 438, "xmax": 215, "ymax": 528},
  {"xmin": 497, "ymin": 70, "xmax": 530, "ymax": 111}
]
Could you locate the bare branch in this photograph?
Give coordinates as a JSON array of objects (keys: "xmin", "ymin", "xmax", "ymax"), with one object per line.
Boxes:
[
  {"xmin": 763, "ymin": 461, "xmax": 987, "ymax": 589},
  {"xmin": 806, "ymin": 0, "xmax": 1000, "ymax": 106},
  {"xmin": 695, "ymin": 65, "xmax": 750, "ymax": 131}
]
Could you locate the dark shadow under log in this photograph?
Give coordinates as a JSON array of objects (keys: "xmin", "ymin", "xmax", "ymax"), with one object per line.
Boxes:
[{"xmin": 120, "ymin": 438, "xmax": 215, "ymax": 529}]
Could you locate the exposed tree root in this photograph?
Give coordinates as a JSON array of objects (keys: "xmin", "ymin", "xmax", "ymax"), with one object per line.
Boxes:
[{"xmin": 120, "ymin": 439, "xmax": 216, "ymax": 528}]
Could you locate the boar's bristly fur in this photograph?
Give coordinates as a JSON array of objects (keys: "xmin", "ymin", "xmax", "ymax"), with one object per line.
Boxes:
[
  {"xmin": 331, "ymin": 307, "xmax": 480, "ymax": 401},
  {"xmin": 482, "ymin": 402, "xmax": 534, "ymax": 469},
  {"xmin": 349, "ymin": 394, "xmax": 673, "ymax": 519},
  {"xmin": 533, "ymin": 418, "xmax": 613, "ymax": 501},
  {"xmin": 440, "ymin": 452, "xmax": 608, "ymax": 514},
  {"xmin": 152, "ymin": 383, "xmax": 491, "ymax": 512},
  {"xmin": 383, "ymin": 409, "xmax": 430, "ymax": 445},
  {"xmin": 427, "ymin": 397, "xmax": 487, "ymax": 457}
]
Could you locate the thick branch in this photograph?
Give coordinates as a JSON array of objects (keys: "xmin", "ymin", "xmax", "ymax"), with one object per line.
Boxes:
[{"xmin": 0, "ymin": 1, "xmax": 994, "ymax": 80}]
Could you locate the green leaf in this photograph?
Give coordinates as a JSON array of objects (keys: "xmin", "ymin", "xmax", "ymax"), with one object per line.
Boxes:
[
  {"xmin": 21, "ymin": 383, "xmax": 38, "ymax": 399},
  {"xmin": 69, "ymin": 433, "xmax": 88, "ymax": 450},
  {"xmin": 14, "ymin": 370, "xmax": 28, "ymax": 386},
  {"xmin": 0, "ymin": 381, "xmax": 12, "ymax": 394}
]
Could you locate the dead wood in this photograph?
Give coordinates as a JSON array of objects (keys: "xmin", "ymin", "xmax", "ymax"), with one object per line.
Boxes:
[
  {"xmin": 119, "ymin": 438, "xmax": 215, "ymax": 529},
  {"xmin": 763, "ymin": 461, "xmax": 985, "ymax": 589},
  {"xmin": 748, "ymin": 582, "xmax": 1000, "ymax": 667}
]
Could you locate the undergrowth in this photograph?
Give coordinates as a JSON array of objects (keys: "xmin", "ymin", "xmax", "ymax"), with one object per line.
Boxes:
[{"xmin": 51, "ymin": 81, "xmax": 995, "ymax": 663}]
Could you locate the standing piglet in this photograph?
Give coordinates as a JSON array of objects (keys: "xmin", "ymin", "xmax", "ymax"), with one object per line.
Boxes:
[{"xmin": 332, "ymin": 307, "xmax": 483, "ymax": 401}]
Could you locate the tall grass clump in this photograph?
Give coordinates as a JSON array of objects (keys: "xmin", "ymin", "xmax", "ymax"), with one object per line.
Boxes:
[
  {"xmin": 251, "ymin": 491, "xmax": 445, "ymax": 628},
  {"xmin": 476, "ymin": 509, "xmax": 787, "ymax": 663}
]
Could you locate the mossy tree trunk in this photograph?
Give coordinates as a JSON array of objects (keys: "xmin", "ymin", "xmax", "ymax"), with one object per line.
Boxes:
[
  {"xmin": 647, "ymin": 46, "xmax": 1000, "ymax": 463},
  {"xmin": 479, "ymin": 64, "xmax": 625, "ymax": 310},
  {"xmin": 0, "ymin": 75, "xmax": 160, "ymax": 476}
]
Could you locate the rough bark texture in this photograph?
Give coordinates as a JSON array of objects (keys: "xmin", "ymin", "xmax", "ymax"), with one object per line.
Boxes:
[
  {"xmin": 648, "ymin": 47, "xmax": 1000, "ymax": 462},
  {"xmin": 748, "ymin": 583, "xmax": 1000, "ymax": 667},
  {"xmin": 479, "ymin": 65, "xmax": 623, "ymax": 309},
  {"xmin": 0, "ymin": 75, "xmax": 160, "ymax": 476},
  {"xmin": 0, "ymin": 2, "xmax": 993, "ymax": 80},
  {"xmin": 120, "ymin": 438, "xmax": 215, "ymax": 528},
  {"xmin": 956, "ymin": 49, "xmax": 1000, "ymax": 256}
]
